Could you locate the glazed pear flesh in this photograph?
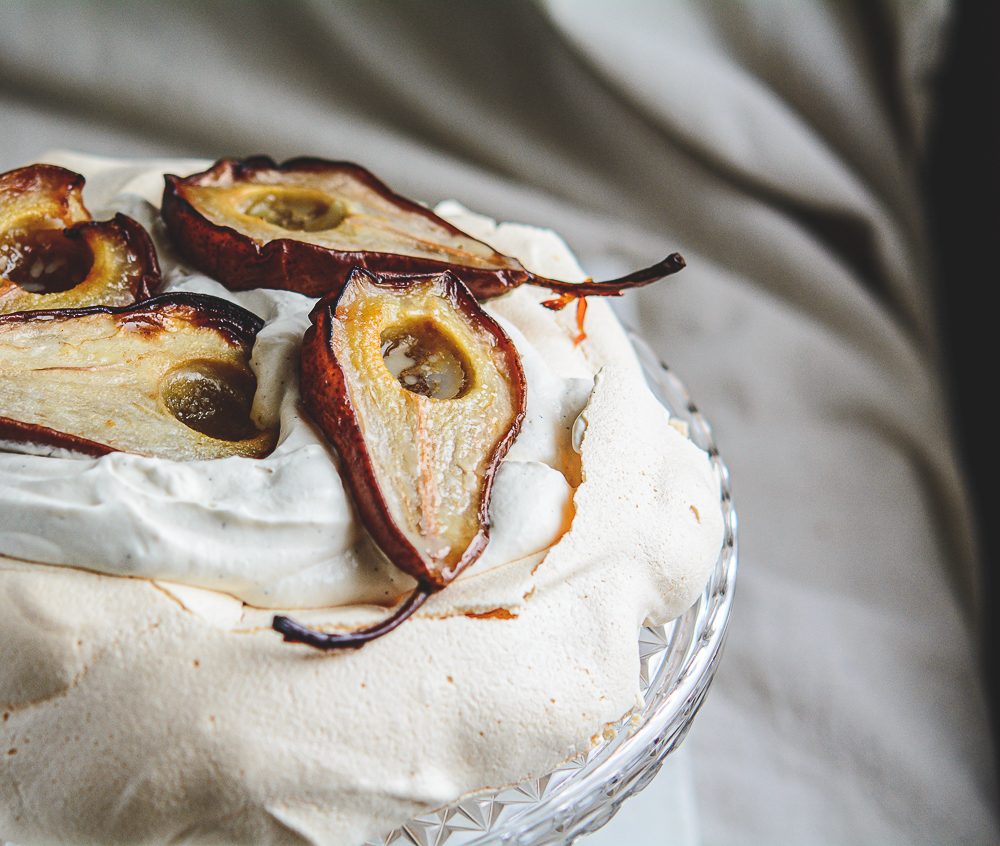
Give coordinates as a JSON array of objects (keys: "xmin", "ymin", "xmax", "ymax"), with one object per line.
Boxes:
[
  {"xmin": 277, "ymin": 269, "xmax": 526, "ymax": 648},
  {"xmin": 0, "ymin": 164, "xmax": 159, "ymax": 313},
  {"xmin": 191, "ymin": 179, "xmax": 498, "ymax": 266},
  {"xmin": 0, "ymin": 294, "xmax": 276, "ymax": 461}
]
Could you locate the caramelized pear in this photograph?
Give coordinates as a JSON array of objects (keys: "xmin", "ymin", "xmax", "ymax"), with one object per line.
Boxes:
[
  {"xmin": 0, "ymin": 164, "xmax": 159, "ymax": 313},
  {"xmin": 273, "ymin": 268, "xmax": 526, "ymax": 648},
  {"xmin": 162, "ymin": 157, "xmax": 684, "ymax": 302},
  {"xmin": 0, "ymin": 293, "xmax": 276, "ymax": 461}
]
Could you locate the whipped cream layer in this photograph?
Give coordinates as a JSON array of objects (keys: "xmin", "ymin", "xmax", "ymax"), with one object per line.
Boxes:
[{"xmin": 0, "ymin": 154, "xmax": 724, "ymax": 846}]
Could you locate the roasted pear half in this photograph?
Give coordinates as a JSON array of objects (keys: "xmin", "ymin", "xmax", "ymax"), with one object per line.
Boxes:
[
  {"xmin": 0, "ymin": 293, "xmax": 276, "ymax": 461},
  {"xmin": 273, "ymin": 268, "xmax": 526, "ymax": 648},
  {"xmin": 163, "ymin": 157, "xmax": 684, "ymax": 302},
  {"xmin": 0, "ymin": 164, "xmax": 159, "ymax": 314}
]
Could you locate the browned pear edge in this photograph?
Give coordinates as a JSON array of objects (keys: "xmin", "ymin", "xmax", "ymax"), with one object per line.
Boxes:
[
  {"xmin": 0, "ymin": 416, "xmax": 114, "ymax": 458},
  {"xmin": 0, "ymin": 292, "xmax": 266, "ymax": 457},
  {"xmin": 0, "ymin": 164, "xmax": 88, "ymax": 223},
  {"xmin": 0, "ymin": 291, "xmax": 264, "ymax": 345},
  {"xmin": 70, "ymin": 213, "xmax": 161, "ymax": 297},
  {"xmin": 274, "ymin": 268, "xmax": 527, "ymax": 650},
  {"xmin": 99, "ymin": 212, "xmax": 162, "ymax": 300},
  {"xmin": 161, "ymin": 157, "xmax": 685, "ymax": 302}
]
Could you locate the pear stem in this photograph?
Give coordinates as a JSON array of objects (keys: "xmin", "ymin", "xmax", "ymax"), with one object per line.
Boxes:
[
  {"xmin": 537, "ymin": 252, "xmax": 685, "ymax": 300},
  {"xmin": 271, "ymin": 587, "xmax": 431, "ymax": 650}
]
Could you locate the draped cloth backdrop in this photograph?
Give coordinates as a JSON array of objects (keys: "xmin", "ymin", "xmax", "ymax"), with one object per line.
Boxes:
[{"xmin": 1, "ymin": 2, "xmax": 996, "ymax": 844}]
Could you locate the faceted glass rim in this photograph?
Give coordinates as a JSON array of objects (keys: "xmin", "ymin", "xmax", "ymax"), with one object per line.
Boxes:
[{"xmin": 368, "ymin": 331, "xmax": 739, "ymax": 846}]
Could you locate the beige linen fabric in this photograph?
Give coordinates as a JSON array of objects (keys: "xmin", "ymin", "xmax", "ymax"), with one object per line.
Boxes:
[{"xmin": 1, "ymin": 2, "xmax": 996, "ymax": 844}]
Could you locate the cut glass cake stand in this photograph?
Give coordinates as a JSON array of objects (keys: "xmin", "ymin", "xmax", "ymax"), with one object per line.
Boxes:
[{"xmin": 365, "ymin": 333, "xmax": 739, "ymax": 846}]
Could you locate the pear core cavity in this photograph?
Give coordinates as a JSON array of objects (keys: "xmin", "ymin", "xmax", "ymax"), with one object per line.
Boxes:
[
  {"xmin": 239, "ymin": 186, "xmax": 349, "ymax": 233},
  {"xmin": 380, "ymin": 318, "xmax": 471, "ymax": 400},
  {"xmin": 160, "ymin": 359, "xmax": 259, "ymax": 441},
  {"xmin": 2, "ymin": 226, "xmax": 93, "ymax": 294}
]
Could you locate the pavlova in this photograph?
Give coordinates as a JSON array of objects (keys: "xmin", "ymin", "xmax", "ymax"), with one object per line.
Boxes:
[{"xmin": 0, "ymin": 152, "xmax": 722, "ymax": 846}]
